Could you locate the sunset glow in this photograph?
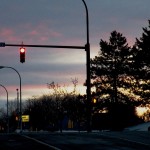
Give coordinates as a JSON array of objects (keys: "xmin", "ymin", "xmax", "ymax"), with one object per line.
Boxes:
[
  {"xmin": 0, "ymin": 0, "xmax": 150, "ymax": 103},
  {"xmin": 136, "ymin": 105, "xmax": 150, "ymax": 121}
]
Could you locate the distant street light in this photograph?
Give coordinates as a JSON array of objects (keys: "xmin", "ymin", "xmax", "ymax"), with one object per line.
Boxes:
[
  {"xmin": 0, "ymin": 84, "xmax": 9, "ymax": 133},
  {"xmin": 0, "ymin": 66, "xmax": 22, "ymax": 133}
]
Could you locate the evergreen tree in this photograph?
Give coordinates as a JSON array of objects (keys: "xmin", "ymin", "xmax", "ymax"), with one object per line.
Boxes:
[
  {"xmin": 91, "ymin": 31, "xmax": 136, "ymax": 105},
  {"xmin": 90, "ymin": 31, "xmax": 144, "ymax": 130},
  {"xmin": 133, "ymin": 20, "xmax": 150, "ymax": 103}
]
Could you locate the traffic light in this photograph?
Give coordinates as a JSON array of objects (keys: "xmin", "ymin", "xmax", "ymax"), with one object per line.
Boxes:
[
  {"xmin": 20, "ymin": 47, "xmax": 25, "ymax": 63},
  {"xmin": 93, "ymin": 98, "xmax": 97, "ymax": 104}
]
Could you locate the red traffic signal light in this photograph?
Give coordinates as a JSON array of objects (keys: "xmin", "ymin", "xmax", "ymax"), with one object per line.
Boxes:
[{"xmin": 20, "ymin": 47, "xmax": 25, "ymax": 63}]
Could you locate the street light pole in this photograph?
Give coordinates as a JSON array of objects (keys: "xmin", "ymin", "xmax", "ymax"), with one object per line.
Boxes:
[
  {"xmin": 82, "ymin": 0, "xmax": 91, "ymax": 132},
  {"xmin": 0, "ymin": 84, "xmax": 9, "ymax": 133},
  {"xmin": 0, "ymin": 66, "xmax": 22, "ymax": 133},
  {"xmin": 82, "ymin": 0, "xmax": 89, "ymax": 43}
]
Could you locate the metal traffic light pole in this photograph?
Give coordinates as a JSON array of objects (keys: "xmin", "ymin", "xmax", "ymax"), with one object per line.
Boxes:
[{"xmin": 0, "ymin": 0, "xmax": 92, "ymax": 132}]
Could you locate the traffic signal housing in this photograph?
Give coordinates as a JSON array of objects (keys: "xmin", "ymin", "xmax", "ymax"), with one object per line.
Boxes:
[{"xmin": 20, "ymin": 47, "xmax": 25, "ymax": 63}]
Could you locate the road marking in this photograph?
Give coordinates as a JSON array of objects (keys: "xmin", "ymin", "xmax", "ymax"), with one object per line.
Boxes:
[
  {"xmin": 98, "ymin": 132, "xmax": 150, "ymax": 147},
  {"xmin": 22, "ymin": 135, "xmax": 61, "ymax": 150}
]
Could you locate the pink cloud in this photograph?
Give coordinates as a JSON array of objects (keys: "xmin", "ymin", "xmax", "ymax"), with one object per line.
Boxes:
[
  {"xmin": 0, "ymin": 28, "xmax": 17, "ymax": 41},
  {"xmin": 25, "ymin": 23, "xmax": 62, "ymax": 41},
  {"xmin": 0, "ymin": 22, "xmax": 62, "ymax": 44},
  {"xmin": 29, "ymin": 30, "xmax": 38, "ymax": 36},
  {"xmin": 1, "ymin": 28, "xmax": 13, "ymax": 36},
  {"xmin": 0, "ymin": 81, "xmax": 86, "ymax": 100}
]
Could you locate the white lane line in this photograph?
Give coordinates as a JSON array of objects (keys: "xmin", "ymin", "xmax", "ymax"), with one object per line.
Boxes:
[
  {"xmin": 98, "ymin": 132, "xmax": 150, "ymax": 147},
  {"xmin": 22, "ymin": 135, "xmax": 61, "ymax": 150}
]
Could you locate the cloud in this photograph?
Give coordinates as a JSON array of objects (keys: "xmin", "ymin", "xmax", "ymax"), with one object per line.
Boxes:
[
  {"xmin": 1, "ymin": 0, "xmax": 150, "ymax": 101},
  {"xmin": 0, "ymin": 28, "xmax": 18, "ymax": 42}
]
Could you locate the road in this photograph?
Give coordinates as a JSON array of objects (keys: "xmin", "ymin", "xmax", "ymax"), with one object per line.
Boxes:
[
  {"xmin": 0, "ymin": 133, "xmax": 53, "ymax": 150},
  {"xmin": 0, "ymin": 131, "xmax": 150, "ymax": 150}
]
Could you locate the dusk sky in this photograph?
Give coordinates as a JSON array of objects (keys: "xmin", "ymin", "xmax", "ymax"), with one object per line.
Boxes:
[{"xmin": 0, "ymin": 0, "xmax": 150, "ymax": 105}]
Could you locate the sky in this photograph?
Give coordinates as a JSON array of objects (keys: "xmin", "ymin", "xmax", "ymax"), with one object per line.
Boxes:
[{"xmin": 0, "ymin": 0, "xmax": 150, "ymax": 107}]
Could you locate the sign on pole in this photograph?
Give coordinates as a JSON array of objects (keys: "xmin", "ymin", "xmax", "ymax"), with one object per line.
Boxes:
[{"xmin": 22, "ymin": 115, "xmax": 29, "ymax": 122}]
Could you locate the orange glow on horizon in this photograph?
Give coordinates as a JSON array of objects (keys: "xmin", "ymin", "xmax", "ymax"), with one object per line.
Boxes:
[
  {"xmin": 0, "ymin": 84, "xmax": 86, "ymax": 101},
  {"xmin": 136, "ymin": 106, "xmax": 150, "ymax": 121}
]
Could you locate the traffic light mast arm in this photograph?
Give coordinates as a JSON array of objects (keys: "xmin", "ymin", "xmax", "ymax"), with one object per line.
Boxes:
[{"xmin": 4, "ymin": 43, "xmax": 85, "ymax": 50}]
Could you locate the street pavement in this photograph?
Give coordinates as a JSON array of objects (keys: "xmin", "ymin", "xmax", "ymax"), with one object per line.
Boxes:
[
  {"xmin": 0, "ymin": 133, "xmax": 54, "ymax": 150},
  {"xmin": 0, "ymin": 131, "xmax": 150, "ymax": 150}
]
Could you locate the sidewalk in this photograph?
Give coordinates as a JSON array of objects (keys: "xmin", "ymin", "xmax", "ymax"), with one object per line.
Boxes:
[{"xmin": 125, "ymin": 122, "xmax": 150, "ymax": 131}]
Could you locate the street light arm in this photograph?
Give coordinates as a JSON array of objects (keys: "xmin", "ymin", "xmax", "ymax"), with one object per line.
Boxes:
[
  {"xmin": 82, "ymin": 0, "xmax": 89, "ymax": 44},
  {"xmin": 4, "ymin": 66, "xmax": 21, "ymax": 82},
  {"xmin": 0, "ymin": 66, "xmax": 22, "ymax": 132},
  {"xmin": 0, "ymin": 84, "xmax": 8, "ymax": 99},
  {"xmin": 0, "ymin": 84, "xmax": 8, "ymax": 105},
  {"xmin": 0, "ymin": 66, "xmax": 21, "ymax": 79},
  {"xmin": 6, "ymin": 67, "xmax": 22, "ymax": 132},
  {"xmin": 0, "ymin": 66, "xmax": 21, "ymax": 108}
]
